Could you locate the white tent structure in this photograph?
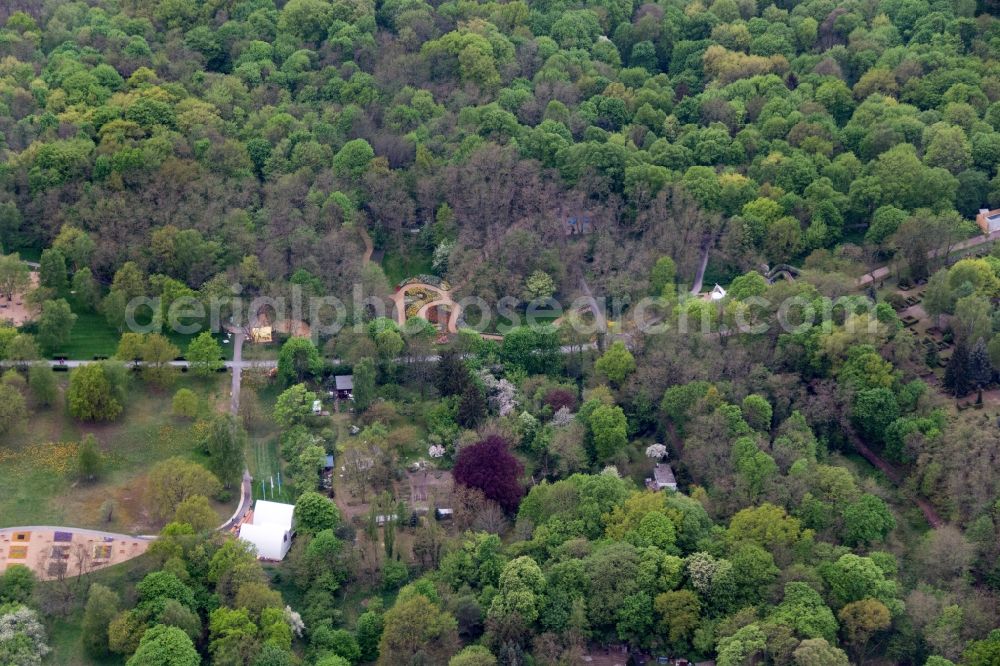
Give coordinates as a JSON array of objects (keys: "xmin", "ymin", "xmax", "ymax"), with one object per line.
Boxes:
[{"xmin": 238, "ymin": 500, "xmax": 295, "ymax": 561}]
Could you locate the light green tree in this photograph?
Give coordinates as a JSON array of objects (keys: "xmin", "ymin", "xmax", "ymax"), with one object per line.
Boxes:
[
  {"xmin": 172, "ymin": 388, "xmax": 199, "ymax": 419},
  {"xmin": 333, "ymin": 138, "xmax": 375, "ymax": 178},
  {"xmin": 82, "ymin": 584, "xmax": 119, "ymax": 658},
  {"xmin": 186, "ymin": 331, "xmax": 223, "ymax": 377},
  {"xmin": 277, "ymin": 337, "xmax": 322, "ymax": 384},
  {"xmin": 0, "ymin": 383, "xmax": 27, "ymax": 435},
  {"xmin": 588, "ymin": 403, "xmax": 628, "ymax": 461},
  {"xmin": 68, "ymin": 364, "xmax": 123, "ymax": 422},
  {"xmin": 202, "ymin": 413, "xmax": 246, "ymax": 489},
  {"xmin": 72, "ymin": 267, "xmax": 100, "ymax": 311},
  {"xmin": 28, "ymin": 363, "xmax": 58, "ymax": 407},
  {"xmin": 37, "ymin": 298, "xmax": 77, "ymax": 351},
  {"xmin": 594, "ymin": 341, "xmax": 636, "ymax": 386},
  {"xmin": 77, "ymin": 433, "xmax": 104, "ymax": 482},
  {"xmin": 0, "ymin": 253, "xmax": 29, "ymax": 301},
  {"xmin": 38, "ymin": 248, "xmax": 67, "ymax": 292},
  {"xmin": 173, "ymin": 495, "xmax": 218, "ymax": 532},
  {"xmin": 524, "ymin": 270, "xmax": 556, "ymax": 301},
  {"xmin": 126, "ymin": 625, "xmax": 199, "ymax": 666},
  {"xmin": 352, "ymin": 357, "xmax": 376, "ymax": 412},
  {"xmin": 649, "ymin": 256, "xmax": 677, "ymax": 297},
  {"xmin": 274, "ymin": 383, "xmax": 317, "ymax": 427}
]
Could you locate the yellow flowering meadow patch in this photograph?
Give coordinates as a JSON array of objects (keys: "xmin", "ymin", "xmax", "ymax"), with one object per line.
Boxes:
[{"xmin": 0, "ymin": 442, "xmax": 79, "ymax": 475}]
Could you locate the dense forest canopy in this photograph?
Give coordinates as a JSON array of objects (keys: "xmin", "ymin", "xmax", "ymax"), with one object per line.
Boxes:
[{"xmin": 1, "ymin": 0, "xmax": 999, "ymax": 302}]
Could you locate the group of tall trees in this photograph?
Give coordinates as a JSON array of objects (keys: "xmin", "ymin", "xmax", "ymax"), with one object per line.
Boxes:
[{"xmin": 3, "ymin": 0, "xmax": 1000, "ymax": 310}]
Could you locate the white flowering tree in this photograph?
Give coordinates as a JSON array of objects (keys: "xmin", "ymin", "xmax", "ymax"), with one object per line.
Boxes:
[
  {"xmin": 0, "ymin": 606, "xmax": 50, "ymax": 665},
  {"xmin": 478, "ymin": 369, "xmax": 518, "ymax": 416},
  {"xmin": 550, "ymin": 406, "xmax": 574, "ymax": 427},
  {"xmin": 428, "ymin": 445, "xmax": 446, "ymax": 459},
  {"xmin": 645, "ymin": 443, "xmax": 668, "ymax": 461},
  {"xmin": 285, "ymin": 606, "xmax": 305, "ymax": 637}
]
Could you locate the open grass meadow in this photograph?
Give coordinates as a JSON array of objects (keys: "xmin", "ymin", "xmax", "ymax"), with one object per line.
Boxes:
[
  {"xmin": 0, "ymin": 373, "xmax": 234, "ymax": 532},
  {"xmin": 57, "ymin": 301, "xmax": 236, "ymax": 360},
  {"xmin": 381, "ymin": 246, "xmax": 434, "ymax": 286},
  {"xmin": 246, "ymin": 384, "xmax": 297, "ymax": 504}
]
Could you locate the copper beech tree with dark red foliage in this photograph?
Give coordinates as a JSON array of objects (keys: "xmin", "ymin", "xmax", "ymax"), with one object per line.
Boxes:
[
  {"xmin": 542, "ymin": 387, "xmax": 577, "ymax": 413},
  {"xmin": 452, "ymin": 435, "xmax": 524, "ymax": 513}
]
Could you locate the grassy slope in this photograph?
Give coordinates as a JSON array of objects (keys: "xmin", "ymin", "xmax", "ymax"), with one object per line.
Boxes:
[
  {"xmin": 381, "ymin": 247, "xmax": 433, "ymax": 286},
  {"xmin": 0, "ymin": 374, "xmax": 232, "ymax": 531}
]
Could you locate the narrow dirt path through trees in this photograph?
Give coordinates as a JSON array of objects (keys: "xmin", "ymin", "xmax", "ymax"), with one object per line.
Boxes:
[{"xmin": 846, "ymin": 427, "xmax": 944, "ymax": 528}]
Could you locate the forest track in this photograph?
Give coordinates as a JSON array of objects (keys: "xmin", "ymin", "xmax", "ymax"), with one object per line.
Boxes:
[{"xmin": 846, "ymin": 427, "xmax": 944, "ymax": 529}]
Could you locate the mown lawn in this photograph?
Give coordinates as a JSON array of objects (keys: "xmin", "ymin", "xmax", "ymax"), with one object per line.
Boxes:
[
  {"xmin": 0, "ymin": 374, "xmax": 233, "ymax": 532},
  {"xmin": 381, "ymin": 247, "xmax": 434, "ymax": 286},
  {"xmin": 59, "ymin": 312, "xmax": 120, "ymax": 359},
  {"xmin": 58, "ymin": 310, "xmax": 235, "ymax": 360}
]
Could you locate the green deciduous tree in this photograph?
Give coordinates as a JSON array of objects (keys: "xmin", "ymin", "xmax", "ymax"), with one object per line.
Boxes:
[
  {"xmin": 449, "ymin": 645, "xmax": 497, "ymax": 666},
  {"xmin": 173, "ymin": 495, "xmax": 218, "ymax": 532},
  {"xmin": 649, "ymin": 256, "xmax": 677, "ymax": 297},
  {"xmin": 851, "ymin": 388, "xmax": 900, "ymax": 444},
  {"xmin": 37, "ymin": 298, "xmax": 76, "ymax": 351},
  {"xmin": 842, "ymin": 493, "xmax": 896, "ymax": 546},
  {"xmin": 0, "ymin": 382, "xmax": 27, "ymax": 435},
  {"xmin": 594, "ymin": 341, "xmax": 636, "ymax": 386},
  {"xmin": 741, "ymin": 394, "xmax": 773, "ymax": 432},
  {"xmin": 142, "ymin": 334, "xmax": 180, "ymax": 387},
  {"xmin": 770, "ymin": 582, "xmax": 838, "ymax": 643},
  {"xmin": 524, "ymin": 270, "xmax": 556, "ymax": 301},
  {"xmin": 28, "ymin": 363, "xmax": 57, "ymax": 407},
  {"xmin": 838, "ymin": 598, "xmax": 891, "ymax": 665},
  {"xmin": 172, "ymin": 388, "xmax": 199, "ymax": 418},
  {"xmin": 186, "ymin": 331, "xmax": 223, "ymax": 377},
  {"xmin": 0, "ymin": 565, "xmax": 35, "ymax": 604},
  {"xmin": 208, "ymin": 607, "xmax": 258, "ymax": 666},
  {"xmin": 295, "ymin": 491, "xmax": 341, "ymax": 535},
  {"xmin": 334, "ymin": 138, "xmax": 375, "ymax": 178},
  {"xmin": 377, "ymin": 593, "xmax": 459, "ymax": 665},
  {"xmin": 126, "ymin": 625, "xmax": 199, "ymax": 666},
  {"xmin": 588, "ymin": 403, "xmax": 628, "ymax": 461},
  {"xmin": 357, "ymin": 608, "xmax": 384, "ymax": 663},
  {"xmin": 716, "ymin": 623, "xmax": 766, "ymax": 666},
  {"xmin": 823, "ymin": 554, "xmax": 898, "ymax": 609},
  {"xmin": 72, "ymin": 267, "xmax": 100, "ymax": 312},
  {"xmin": 53, "ymin": 226, "xmax": 94, "ymax": 272},
  {"xmin": 274, "ymin": 383, "xmax": 318, "ymax": 427},
  {"xmin": 353, "ymin": 357, "xmax": 376, "ymax": 412},
  {"xmin": 654, "ymin": 589, "xmax": 701, "ymax": 649},
  {"xmin": 38, "ymin": 248, "xmax": 67, "ymax": 292},
  {"xmin": 792, "ymin": 638, "xmax": 850, "ymax": 666},
  {"xmin": 500, "ymin": 326, "xmax": 561, "ymax": 376},
  {"xmin": 0, "ymin": 253, "xmax": 29, "ymax": 301},
  {"xmin": 148, "ymin": 457, "xmax": 222, "ymax": 521},
  {"xmin": 82, "ymin": 583, "xmax": 120, "ymax": 658},
  {"xmin": 77, "ymin": 433, "xmax": 104, "ymax": 482},
  {"xmin": 68, "ymin": 363, "xmax": 123, "ymax": 422},
  {"xmin": 277, "ymin": 337, "xmax": 322, "ymax": 384},
  {"xmin": 202, "ymin": 413, "xmax": 246, "ymax": 488}
]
